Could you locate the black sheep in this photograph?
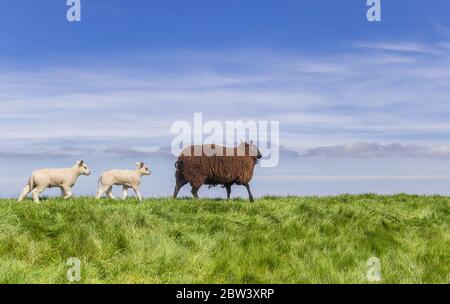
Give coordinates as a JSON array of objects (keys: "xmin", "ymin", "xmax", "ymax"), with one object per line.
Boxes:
[{"xmin": 173, "ymin": 142, "xmax": 262, "ymax": 202}]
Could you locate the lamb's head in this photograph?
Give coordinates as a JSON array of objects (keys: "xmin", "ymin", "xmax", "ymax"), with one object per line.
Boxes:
[
  {"xmin": 75, "ymin": 160, "xmax": 91, "ymax": 175},
  {"xmin": 136, "ymin": 162, "xmax": 151, "ymax": 176}
]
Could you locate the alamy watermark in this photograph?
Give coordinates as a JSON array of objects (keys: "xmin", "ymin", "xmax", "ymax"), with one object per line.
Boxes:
[
  {"xmin": 171, "ymin": 113, "xmax": 280, "ymax": 167},
  {"xmin": 66, "ymin": 0, "xmax": 81, "ymax": 22},
  {"xmin": 66, "ymin": 257, "xmax": 81, "ymax": 282},
  {"xmin": 367, "ymin": 0, "xmax": 381, "ymax": 22},
  {"xmin": 366, "ymin": 257, "xmax": 382, "ymax": 282},
  {"xmin": 65, "ymin": 1, "xmax": 380, "ymax": 23}
]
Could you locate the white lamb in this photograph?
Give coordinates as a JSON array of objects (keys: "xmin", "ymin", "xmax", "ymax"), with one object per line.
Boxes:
[
  {"xmin": 17, "ymin": 160, "xmax": 91, "ymax": 203},
  {"xmin": 95, "ymin": 162, "xmax": 151, "ymax": 201}
]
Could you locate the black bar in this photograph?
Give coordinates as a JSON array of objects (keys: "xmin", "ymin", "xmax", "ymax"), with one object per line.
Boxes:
[{"xmin": 0, "ymin": 284, "xmax": 445, "ymax": 302}]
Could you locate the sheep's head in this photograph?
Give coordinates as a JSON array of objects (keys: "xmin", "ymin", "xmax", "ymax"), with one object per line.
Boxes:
[
  {"xmin": 136, "ymin": 162, "xmax": 151, "ymax": 176},
  {"xmin": 241, "ymin": 141, "xmax": 262, "ymax": 159},
  {"xmin": 76, "ymin": 160, "xmax": 91, "ymax": 175}
]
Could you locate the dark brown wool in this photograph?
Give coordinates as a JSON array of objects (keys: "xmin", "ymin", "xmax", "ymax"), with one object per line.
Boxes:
[{"xmin": 173, "ymin": 142, "xmax": 262, "ymax": 202}]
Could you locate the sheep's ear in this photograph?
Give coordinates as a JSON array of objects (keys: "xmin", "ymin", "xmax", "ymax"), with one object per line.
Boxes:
[
  {"xmin": 140, "ymin": 162, "xmax": 145, "ymax": 168},
  {"xmin": 135, "ymin": 162, "xmax": 141, "ymax": 167},
  {"xmin": 77, "ymin": 160, "xmax": 84, "ymax": 166}
]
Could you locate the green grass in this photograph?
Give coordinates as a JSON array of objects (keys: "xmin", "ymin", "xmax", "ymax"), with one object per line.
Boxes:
[{"xmin": 0, "ymin": 194, "xmax": 448, "ymax": 283}]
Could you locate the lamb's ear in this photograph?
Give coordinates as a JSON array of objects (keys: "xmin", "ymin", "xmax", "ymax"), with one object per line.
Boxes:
[
  {"xmin": 140, "ymin": 162, "xmax": 145, "ymax": 168},
  {"xmin": 77, "ymin": 160, "xmax": 84, "ymax": 166},
  {"xmin": 135, "ymin": 162, "xmax": 141, "ymax": 167}
]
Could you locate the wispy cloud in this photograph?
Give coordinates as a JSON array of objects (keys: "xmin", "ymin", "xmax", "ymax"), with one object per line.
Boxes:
[
  {"xmin": 433, "ymin": 23, "xmax": 450, "ymax": 40},
  {"xmin": 1, "ymin": 40, "xmax": 450, "ymax": 153},
  {"xmin": 302, "ymin": 142, "xmax": 450, "ymax": 159},
  {"xmin": 0, "ymin": 151, "xmax": 74, "ymax": 160},
  {"xmin": 354, "ymin": 41, "xmax": 431, "ymax": 53},
  {"xmin": 3, "ymin": 141, "xmax": 450, "ymax": 161},
  {"xmin": 258, "ymin": 175, "xmax": 450, "ymax": 181},
  {"xmin": 103, "ymin": 146, "xmax": 174, "ymax": 159},
  {"xmin": 0, "ymin": 145, "xmax": 90, "ymax": 160}
]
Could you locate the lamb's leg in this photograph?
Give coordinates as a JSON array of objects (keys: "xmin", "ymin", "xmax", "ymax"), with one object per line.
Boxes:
[
  {"xmin": 95, "ymin": 184, "xmax": 109, "ymax": 199},
  {"xmin": 61, "ymin": 185, "xmax": 72, "ymax": 199},
  {"xmin": 61, "ymin": 187, "xmax": 67, "ymax": 198},
  {"xmin": 18, "ymin": 185, "xmax": 31, "ymax": 202},
  {"xmin": 244, "ymin": 183, "xmax": 254, "ymax": 202},
  {"xmin": 132, "ymin": 186, "xmax": 142, "ymax": 202},
  {"xmin": 122, "ymin": 186, "xmax": 129, "ymax": 200},
  {"xmin": 95, "ymin": 190, "xmax": 102, "ymax": 199},
  {"xmin": 32, "ymin": 186, "xmax": 46, "ymax": 203},
  {"xmin": 106, "ymin": 187, "xmax": 115, "ymax": 199},
  {"xmin": 95, "ymin": 188, "xmax": 104, "ymax": 199},
  {"xmin": 225, "ymin": 184, "xmax": 232, "ymax": 200},
  {"xmin": 173, "ymin": 181, "xmax": 187, "ymax": 198}
]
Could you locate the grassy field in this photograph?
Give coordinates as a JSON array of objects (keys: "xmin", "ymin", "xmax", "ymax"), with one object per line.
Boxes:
[{"xmin": 0, "ymin": 194, "xmax": 448, "ymax": 284}]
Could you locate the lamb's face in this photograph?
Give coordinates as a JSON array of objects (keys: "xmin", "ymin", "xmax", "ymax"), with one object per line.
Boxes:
[
  {"xmin": 141, "ymin": 165, "xmax": 151, "ymax": 176},
  {"xmin": 136, "ymin": 162, "xmax": 151, "ymax": 176},
  {"xmin": 77, "ymin": 160, "xmax": 91, "ymax": 175}
]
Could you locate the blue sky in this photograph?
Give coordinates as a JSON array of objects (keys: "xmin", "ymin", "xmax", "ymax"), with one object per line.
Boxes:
[{"xmin": 1, "ymin": 1, "xmax": 450, "ymax": 198}]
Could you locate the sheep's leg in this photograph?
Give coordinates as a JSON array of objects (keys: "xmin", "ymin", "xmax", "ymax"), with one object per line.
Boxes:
[
  {"xmin": 173, "ymin": 185, "xmax": 180, "ymax": 198},
  {"xmin": 225, "ymin": 184, "xmax": 232, "ymax": 200},
  {"xmin": 173, "ymin": 181, "xmax": 187, "ymax": 198},
  {"xmin": 32, "ymin": 186, "xmax": 45, "ymax": 203},
  {"xmin": 132, "ymin": 186, "xmax": 142, "ymax": 202},
  {"xmin": 244, "ymin": 183, "xmax": 254, "ymax": 202},
  {"xmin": 122, "ymin": 186, "xmax": 129, "ymax": 200},
  {"xmin": 191, "ymin": 186, "xmax": 200, "ymax": 199},
  {"xmin": 106, "ymin": 187, "xmax": 115, "ymax": 199},
  {"xmin": 18, "ymin": 185, "xmax": 31, "ymax": 202},
  {"xmin": 61, "ymin": 186, "xmax": 72, "ymax": 199}
]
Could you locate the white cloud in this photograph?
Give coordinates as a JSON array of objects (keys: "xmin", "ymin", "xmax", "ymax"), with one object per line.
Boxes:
[{"xmin": 1, "ymin": 40, "xmax": 450, "ymax": 151}]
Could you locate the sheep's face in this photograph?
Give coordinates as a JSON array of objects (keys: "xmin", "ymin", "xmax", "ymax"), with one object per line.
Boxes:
[
  {"xmin": 250, "ymin": 144, "xmax": 262, "ymax": 159},
  {"xmin": 243, "ymin": 142, "xmax": 262, "ymax": 159},
  {"xmin": 136, "ymin": 162, "xmax": 151, "ymax": 176},
  {"xmin": 256, "ymin": 148, "xmax": 262, "ymax": 159},
  {"xmin": 76, "ymin": 160, "xmax": 91, "ymax": 175}
]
